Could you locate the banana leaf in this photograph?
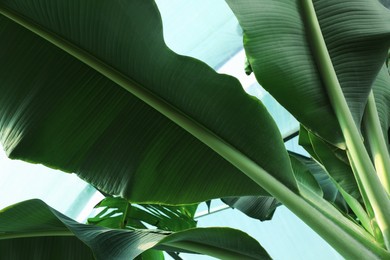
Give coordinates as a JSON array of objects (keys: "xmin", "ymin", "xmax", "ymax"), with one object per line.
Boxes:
[
  {"xmin": 0, "ymin": 199, "xmax": 271, "ymax": 259},
  {"xmin": 0, "ymin": 0, "xmax": 296, "ymax": 204}
]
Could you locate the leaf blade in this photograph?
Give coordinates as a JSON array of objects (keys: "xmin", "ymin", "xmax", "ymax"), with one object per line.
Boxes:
[{"xmin": 0, "ymin": 0, "xmax": 296, "ymax": 204}]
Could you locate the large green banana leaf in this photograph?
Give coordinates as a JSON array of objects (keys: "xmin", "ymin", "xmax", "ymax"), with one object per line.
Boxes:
[
  {"xmin": 226, "ymin": 0, "xmax": 390, "ymax": 147},
  {"xmin": 0, "ymin": 0, "xmax": 297, "ymax": 204},
  {"xmin": 0, "ymin": 199, "xmax": 271, "ymax": 259}
]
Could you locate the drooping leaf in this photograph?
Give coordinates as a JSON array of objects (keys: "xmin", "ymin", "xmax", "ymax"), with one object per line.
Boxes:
[
  {"xmin": 221, "ymin": 196, "xmax": 280, "ymax": 221},
  {"xmin": 0, "ymin": 0, "xmax": 297, "ymax": 204},
  {"xmin": 289, "ymin": 152, "xmax": 349, "ymax": 213},
  {"xmin": 289, "ymin": 151, "xmax": 374, "ymax": 235},
  {"xmin": 289, "ymin": 152, "xmax": 324, "ymax": 198},
  {"xmin": 88, "ymin": 197, "xmax": 198, "ymax": 232},
  {"xmin": 226, "ymin": 0, "xmax": 390, "ymax": 147},
  {"xmin": 307, "ymin": 131, "xmax": 361, "ymax": 201},
  {"xmin": 220, "ymin": 150, "xmax": 333, "ymax": 222},
  {"xmin": 0, "ymin": 199, "xmax": 271, "ymax": 259},
  {"xmin": 157, "ymin": 228, "xmax": 271, "ymax": 260}
]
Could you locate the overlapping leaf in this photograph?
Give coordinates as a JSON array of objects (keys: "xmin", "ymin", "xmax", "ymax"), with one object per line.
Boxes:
[
  {"xmin": 289, "ymin": 152, "xmax": 349, "ymax": 213},
  {"xmin": 0, "ymin": 199, "xmax": 271, "ymax": 259},
  {"xmin": 299, "ymin": 128, "xmax": 361, "ymax": 200},
  {"xmin": 0, "ymin": 0, "xmax": 296, "ymax": 204},
  {"xmin": 226, "ymin": 0, "xmax": 390, "ymax": 147},
  {"xmin": 88, "ymin": 197, "xmax": 197, "ymax": 232}
]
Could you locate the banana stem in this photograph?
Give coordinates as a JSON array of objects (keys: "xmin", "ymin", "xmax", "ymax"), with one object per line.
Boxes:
[
  {"xmin": 363, "ymin": 91, "xmax": 390, "ymax": 195},
  {"xmin": 301, "ymin": 0, "xmax": 390, "ymax": 249}
]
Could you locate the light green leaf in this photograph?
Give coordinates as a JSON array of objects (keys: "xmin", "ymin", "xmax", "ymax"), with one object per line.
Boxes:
[
  {"xmin": 0, "ymin": 199, "xmax": 271, "ymax": 259},
  {"xmin": 0, "ymin": 0, "xmax": 297, "ymax": 204},
  {"xmin": 226, "ymin": 0, "xmax": 390, "ymax": 147},
  {"xmin": 135, "ymin": 250, "xmax": 165, "ymax": 260}
]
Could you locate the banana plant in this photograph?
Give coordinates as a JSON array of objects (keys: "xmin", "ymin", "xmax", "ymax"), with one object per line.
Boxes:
[{"xmin": 0, "ymin": 0, "xmax": 389, "ymax": 258}]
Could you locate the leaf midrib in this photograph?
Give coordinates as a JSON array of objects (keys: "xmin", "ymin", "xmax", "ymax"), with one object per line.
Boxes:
[
  {"xmin": 0, "ymin": 4, "xmax": 386, "ymax": 258},
  {"xmin": 0, "ymin": 3, "xmax": 293, "ymax": 198}
]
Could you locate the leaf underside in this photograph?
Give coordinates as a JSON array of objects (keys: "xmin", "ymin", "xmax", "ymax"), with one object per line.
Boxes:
[
  {"xmin": 226, "ymin": 0, "xmax": 390, "ymax": 147},
  {"xmin": 0, "ymin": 0, "xmax": 297, "ymax": 204}
]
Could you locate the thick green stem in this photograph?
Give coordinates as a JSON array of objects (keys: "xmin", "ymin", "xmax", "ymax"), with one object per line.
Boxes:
[
  {"xmin": 301, "ymin": 0, "xmax": 390, "ymax": 249},
  {"xmin": 0, "ymin": 4, "xmax": 388, "ymax": 258},
  {"xmin": 363, "ymin": 92, "xmax": 390, "ymax": 195},
  {"xmin": 348, "ymin": 152, "xmax": 385, "ymax": 247}
]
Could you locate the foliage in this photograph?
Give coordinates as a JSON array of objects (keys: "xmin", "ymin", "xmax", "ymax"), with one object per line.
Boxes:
[{"xmin": 0, "ymin": 0, "xmax": 390, "ymax": 258}]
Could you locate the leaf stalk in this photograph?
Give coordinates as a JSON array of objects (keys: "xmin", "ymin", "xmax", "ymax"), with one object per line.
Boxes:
[
  {"xmin": 301, "ymin": 0, "xmax": 390, "ymax": 249},
  {"xmin": 363, "ymin": 91, "xmax": 390, "ymax": 195}
]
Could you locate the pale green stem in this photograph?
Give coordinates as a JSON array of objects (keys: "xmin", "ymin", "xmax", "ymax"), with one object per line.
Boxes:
[
  {"xmin": 0, "ymin": 230, "xmax": 74, "ymax": 240},
  {"xmin": 337, "ymin": 183, "xmax": 373, "ymax": 236},
  {"xmin": 363, "ymin": 91, "xmax": 390, "ymax": 195},
  {"xmin": 348, "ymin": 152, "xmax": 385, "ymax": 247},
  {"xmin": 301, "ymin": 0, "xmax": 390, "ymax": 249},
  {"xmin": 0, "ymin": 4, "xmax": 388, "ymax": 258}
]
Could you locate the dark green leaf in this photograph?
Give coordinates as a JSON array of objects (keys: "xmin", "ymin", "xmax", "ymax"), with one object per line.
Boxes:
[
  {"xmin": 88, "ymin": 197, "xmax": 198, "ymax": 232},
  {"xmin": 221, "ymin": 196, "xmax": 280, "ymax": 221},
  {"xmin": 380, "ymin": 0, "xmax": 390, "ymax": 9},
  {"xmin": 158, "ymin": 228, "xmax": 271, "ymax": 260},
  {"xmin": 289, "ymin": 152, "xmax": 349, "ymax": 213},
  {"xmin": 226, "ymin": 0, "xmax": 390, "ymax": 147},
  {"xmin": 0, "ymin": 237, "xmax": 94, "ymax": 260},
  {"xmin": 0, "ymin": 199, "xmax": 270, "ymax": 259},
  {"xmin": 289, "ymin": 152, "xmax": 324, "ymax": 198},
  {"xmin": 0, "ymin": 0, "xmax": 296, "ymax": 204},
  {"xmin": 307, "ymin": 131, "xmax": 361, "ymax": 201},
  {"xmin": 288, "ymin": 151, "xmax": 375, "ymax": 234}
]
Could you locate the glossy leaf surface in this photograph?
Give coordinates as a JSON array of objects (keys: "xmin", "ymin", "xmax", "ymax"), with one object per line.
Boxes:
[
  {"xmin": 0, "ymin": 0, "xmax": 297, "ymax": 204},
  {"xmin": 226, "ymin": 0, "xmax": 390, "ymax": 146}
]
